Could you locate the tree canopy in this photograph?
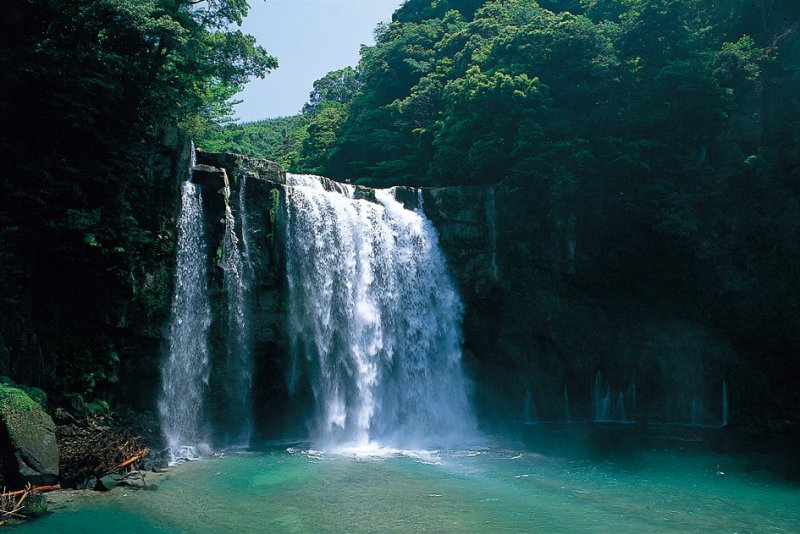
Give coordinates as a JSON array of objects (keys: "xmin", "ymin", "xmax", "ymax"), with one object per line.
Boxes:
[
  {"xmin": 0, "ymin": 0, "xmax": 276, "ymax": 396},
  {"xmin": 286, "ymin": 0, "xmax": 796, "ymax": 189}
]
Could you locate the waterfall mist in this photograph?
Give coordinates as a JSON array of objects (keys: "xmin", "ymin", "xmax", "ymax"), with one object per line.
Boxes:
[{"xmin": 283, "ymin": 175, "xmax": 476, "ymax": 450}]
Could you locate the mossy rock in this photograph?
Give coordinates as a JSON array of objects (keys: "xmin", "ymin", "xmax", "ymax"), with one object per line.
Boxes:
[
  {"xmin": 0, "ymin": 377, "xmax": 47, "ymax": 410},
  {"xmin": 353, "ymin": 186, "xmax": 377, "ymax": 203},
  {"xmin": 0, "ymin": 385, "xmax": 59, "ymax": 486},
  {"xmin": 19, "ymin": 492, "xmax": 48, "ymax": 516}
]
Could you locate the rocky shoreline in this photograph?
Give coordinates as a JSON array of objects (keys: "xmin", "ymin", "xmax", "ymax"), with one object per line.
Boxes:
[
  {"xmin": 2, "ymin": 464, "xmax": 180, "ymax": 527},
  {"xmin": 0, "ymin": 378, "xmax": 169, "ymax": 524}
]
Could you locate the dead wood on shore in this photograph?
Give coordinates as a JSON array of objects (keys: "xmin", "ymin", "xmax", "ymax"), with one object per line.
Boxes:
[{"xmin": 55, "ymin": 410, "xmax": 153, "ymax": 489}]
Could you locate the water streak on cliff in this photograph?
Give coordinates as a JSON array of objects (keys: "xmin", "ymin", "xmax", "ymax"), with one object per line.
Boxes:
[{"xmin": 220, "ymin": 173, "xmax": 253, "ymax": 446}]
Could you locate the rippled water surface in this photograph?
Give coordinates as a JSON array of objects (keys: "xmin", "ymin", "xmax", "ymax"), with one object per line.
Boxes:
[{"xmin": 17, "ymin": 440, "xmax": 800, "ymax": 533}]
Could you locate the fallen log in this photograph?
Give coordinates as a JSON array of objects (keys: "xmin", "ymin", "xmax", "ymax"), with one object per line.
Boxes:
[
  {"xmin": 115, "ymin": 448, "xmax": 149, "ymax": 470},
  {"xmin": 0, "ymin": 484, "xmax": 61, "ymax": 498}
]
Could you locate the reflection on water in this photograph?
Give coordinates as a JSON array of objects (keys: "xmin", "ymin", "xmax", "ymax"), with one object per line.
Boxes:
[{"xmin": 16, "ymin": 437, "xmax": 800, "ymax": 534}]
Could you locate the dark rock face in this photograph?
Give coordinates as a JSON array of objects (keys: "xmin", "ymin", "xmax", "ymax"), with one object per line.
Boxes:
[
  {"xmin": 187, "ymin": 152, "xmax": 295, "ymax": 441},
  {"xmin": 376, "ymin": 182, "xmax": 758, "ymax": 431},
  {"xmin": 196, "ymin": 149, "xmax": 285, "ymax": 185},
  {"xmin": 187, "ymin": 143, "xmax": 798, "ymax": 440},
  {"xmin": 421, "ymin": 186, "xmax": 497, "ymax": 299},
  {"xmin": 190, "ymin": 164, "xmax": 227, "ymax": 190},
  {"xmin": 0, "ymin": 385, "xmax": 58, "ymax": 486}
]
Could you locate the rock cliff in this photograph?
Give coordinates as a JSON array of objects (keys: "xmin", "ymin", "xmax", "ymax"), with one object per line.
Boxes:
[{"xmin": 188, "ymin": 150, "xmax": 767, "ymax": 438}]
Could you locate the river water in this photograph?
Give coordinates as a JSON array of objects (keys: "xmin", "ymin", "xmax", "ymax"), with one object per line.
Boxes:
[{"xmin": 18, "ymin": 437, "xmax": 800, "ymax": 533}]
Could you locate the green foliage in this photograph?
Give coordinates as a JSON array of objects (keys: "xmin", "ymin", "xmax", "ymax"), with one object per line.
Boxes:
[
  {"xmin": 85, "ymin": 399, "xmax": 112, "ymax": 417},
  {"xmin": 713, "ymin": 35, "xmax": 760, "ymax": 88},
  {"xmin": 304, "ymin": 67, "xmax": 362, "ymax": 114},
  {"xmin": 0, "ymin": 377, "xmax": 48, "ymax": 410},
  {"xmin": 198, "ymin": 115, "xmax": 310, "ymax": 169},
  {"xmin": 297, "ymin": 0, "xmax": 790, "ymax": 193},
  {"xmin": 0, "ymin": 0, "xmax": 275, "ymax": 398},
  {"xmin": 432, "ymin": 66, "xmax": 548, "ymax": 181},
  {"xmin": 202, "ymin": 66, "xmax": 364, "ymax": 174},
  {"xmin": 300, "ymin": 104, "xmax": 350, "ymax": 173}
]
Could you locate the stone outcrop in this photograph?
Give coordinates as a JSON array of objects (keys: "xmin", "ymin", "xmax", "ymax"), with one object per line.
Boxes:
[
  {"xmin": 196, "ymin": 149, "xmax": 285, "ymax": 185},
  {"xmin": 190, "ymin": 164, "xmax": 227, "ymax": 191},
  {"xmin": 183, "ymin": 148, "xmax": 779, "ymax": 436},
  {"xmin": 0, "ymin": 385, "xmax": 58, "ymax": 486},
  {"xmin": 185, "ymin": 152, "xmax": 294, "ymax": 440}
]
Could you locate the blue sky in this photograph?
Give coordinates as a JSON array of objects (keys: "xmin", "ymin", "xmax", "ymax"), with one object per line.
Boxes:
[{"xmin": 233, "ymin": 0, "xmax": 404, "ymax": 122}]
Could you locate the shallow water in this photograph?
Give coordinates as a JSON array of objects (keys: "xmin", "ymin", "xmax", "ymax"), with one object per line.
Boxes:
[{"xmin": 17, "ymin": 439, "xmax": 800, "ymax": 533}]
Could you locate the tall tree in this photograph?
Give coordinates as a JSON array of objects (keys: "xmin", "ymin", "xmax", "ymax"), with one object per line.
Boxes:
[{"xmin": 0, "ymin": 0, "xmax": 276, "ymax": 397}]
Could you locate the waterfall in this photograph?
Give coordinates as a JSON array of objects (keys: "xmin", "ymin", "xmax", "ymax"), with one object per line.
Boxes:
[
  {"xmin": 592, "ymin": 371, "xmax": 607, "ymax": 421},
  {"xmin": 159, "ymin": 169, "xmax": 212, "ymax": 462},
  {"xmin": 486, "ymin": 186, "xmax": 500, "ymax": 281},
  {"xmin": 523, "ymin": 387, "xmax": 537, "ymax": 424},
  {"xmin": 592, "ymin": 370, "xmax": 634, "ymax": 423},
  {"xmin": 239, "ymin": 172, "xmax": 255, "ymax": 284},
  {"xmin": 615, "ymin": 391, "xmax": 626, "ymax": 421},
  {"xmin": 219, "ymin": 173, "xmax": 253, "ymax": 446},
  {"xmin": 722, "ymin": 381, "xmax": 729, "ymax": 427},
  {"xmin": 283, "ymin": 174, "xmax": 475, "ymax": 449}
]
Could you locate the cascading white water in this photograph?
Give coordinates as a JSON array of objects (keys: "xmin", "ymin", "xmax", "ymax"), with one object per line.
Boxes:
[
  {"xmin": 160, "ymin": 149, "xmax": 254, "ymax": 457},
  {"xmin": 284, "ymin": 174, "xmax": 476, "ymax": 450},
  {"xmin": 159, "ymin": 174, "xmax": 212, "ymax": 462},
  {"xmin": 220, "ymin": 181, "xmax": 253, "ymax": 446}
]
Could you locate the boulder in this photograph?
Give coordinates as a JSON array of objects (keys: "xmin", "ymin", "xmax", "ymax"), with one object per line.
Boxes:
[
  {"xmin": 353, "ymin": 185, "xmax": 377, "ymax": 203},
  {"xmin": 0, "ymin": 385, "xmax": 59, "ymax": 486},
  {"xmin": 95, "ymin": 474, "xmax": 120, "ymax": 491},
  {"xmin": 392, "ymin": 186, "xmax": 421, "ymax": 211},
  {"xmin": 195, "ymin": 149, "xmax": 286, "ymax": 185},
  {"xmin": 19, "ymin": 492, "xmax": 48, "ymax": 516},
  {"xmin": 190, "ymin": 164, "xmax": 227, "ymax": 191}
]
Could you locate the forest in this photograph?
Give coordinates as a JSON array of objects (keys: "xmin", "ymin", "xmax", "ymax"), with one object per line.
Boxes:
[{"xmin": 1, "ymin": 0, "xmax": 275, "ymax": 404}]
